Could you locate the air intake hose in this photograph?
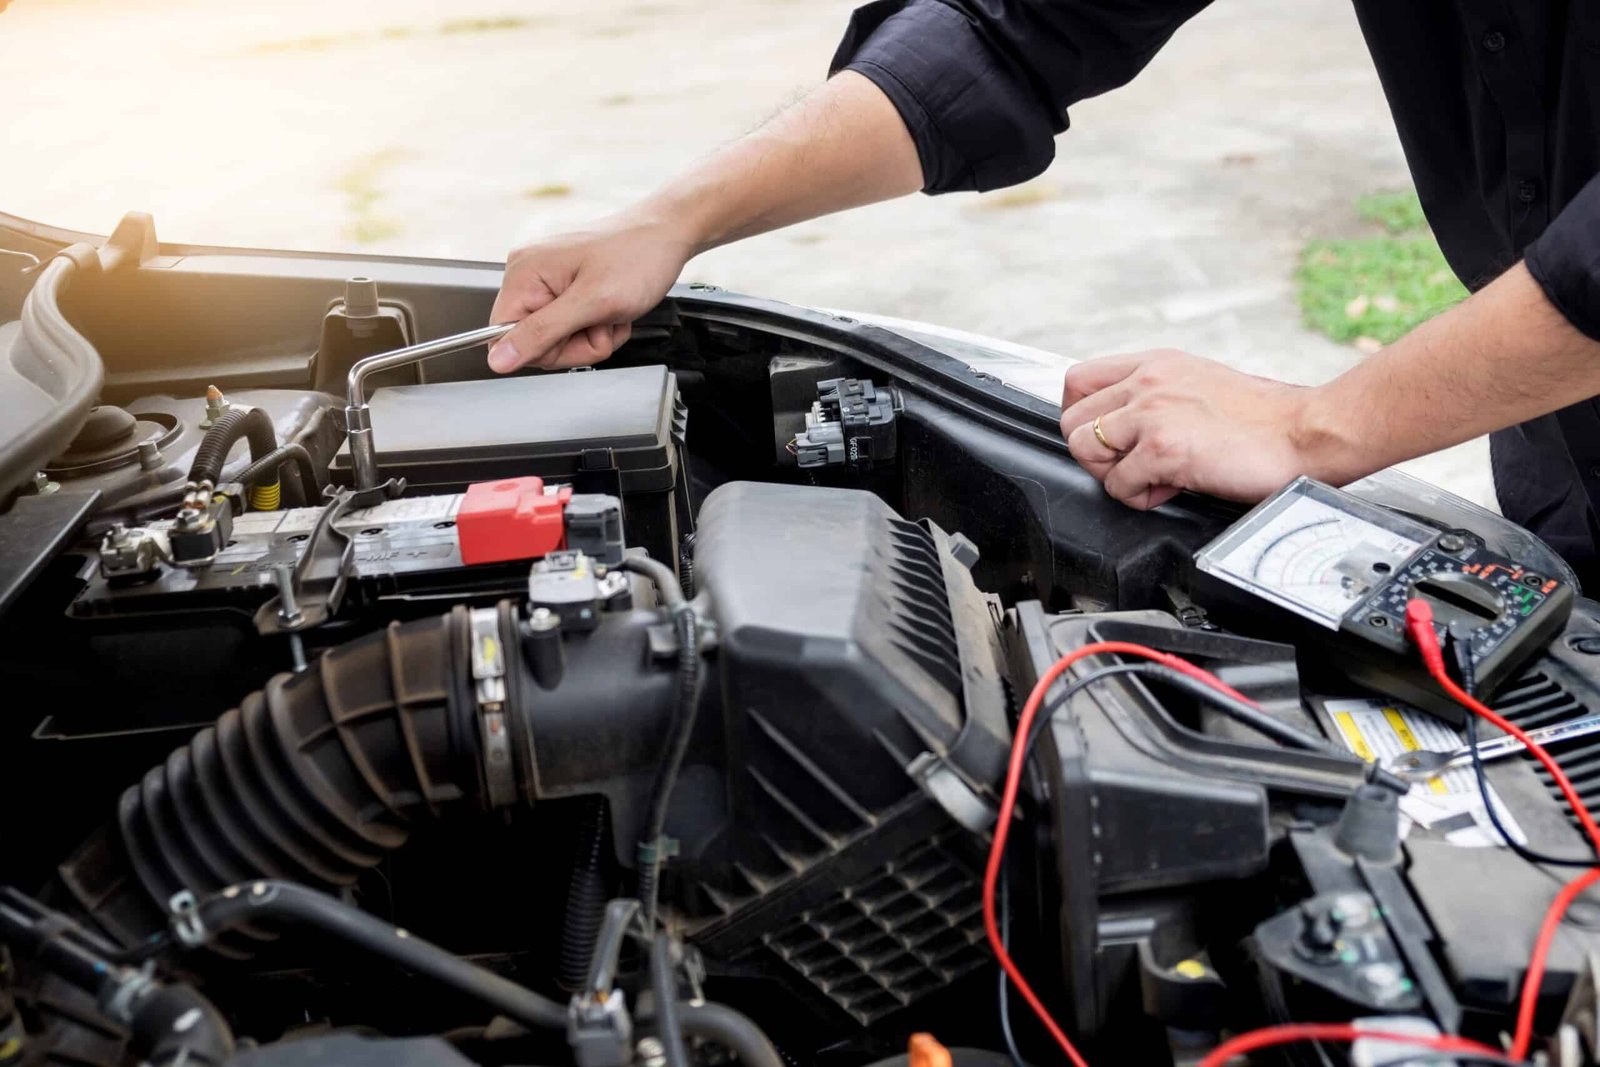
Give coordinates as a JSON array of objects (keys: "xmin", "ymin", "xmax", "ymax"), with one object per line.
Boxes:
[
  {"xmin": 59, "ymin": 608, "xmax": 488, "ymax": 949},
  {"xmin": 57, "ymin": 599, "xmax": 696, "ymax": 952},
  {"xmin": 186, "ymin": 405, "xmax": 277, "ymax": 487}
]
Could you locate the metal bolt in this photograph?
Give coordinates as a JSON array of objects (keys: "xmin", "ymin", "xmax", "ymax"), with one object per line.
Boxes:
[
  {"xmin": 274, "ymin": 565, "xmax": 302, "ymax": 624},
  {"xmin": 32, "ymin": 471, "xmax": 58, "ymax": 495},
  {"xmin": 201, "ymin": 385, "xmax": 230, "ymax": 428},
  {"xmin": 636, "ymin": 1037, "xmax": 666, "ymax": 1067},
  {"xmin": 137, "ymin": 441, "xmax": 163, "ymax": 471},
  {"xmin": 273, "ymin": 565, "xmax": 308, "ymax": 671},
  {"xmin": 1333, "ymin": 894, "xmax": 1372, "ymax": 928},
  {"xmin": 1359, "ymin": 961, "xmax": 1405, "ymax": 999},
  {"xmin": 1438, "ymin": 533, "xmax": 1467, "ymax": 553},
  {"xmin": 528, "ymin": 607, "xmax": 559, "ymax": 632}
]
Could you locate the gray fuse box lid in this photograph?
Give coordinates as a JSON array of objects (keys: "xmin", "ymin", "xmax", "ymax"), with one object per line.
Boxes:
[{"xmin": 331, "ymin": 365, "xmax": 680, "ymax": 491}]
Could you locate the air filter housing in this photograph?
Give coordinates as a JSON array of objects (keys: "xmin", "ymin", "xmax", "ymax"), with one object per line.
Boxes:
[{"xmin": 684, "ymin": 482, "xmax": 1010, "ymax": 1024}]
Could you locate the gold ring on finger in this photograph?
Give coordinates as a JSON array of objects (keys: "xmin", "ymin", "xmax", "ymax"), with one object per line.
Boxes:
[{"xmin": 1092, "ymin": 414, "xmax": 1124, "ymax": 456}]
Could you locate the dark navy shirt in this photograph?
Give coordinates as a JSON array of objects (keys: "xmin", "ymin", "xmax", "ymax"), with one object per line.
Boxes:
[{"xmin": 831, "ymin": 0, "xmax": 1600, "ymax": 586}]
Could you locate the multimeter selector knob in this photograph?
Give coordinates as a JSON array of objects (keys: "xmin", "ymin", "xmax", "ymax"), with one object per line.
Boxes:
[{"xmin": 1408, "ymin": 571, "xmax": 1505, "ymax": 628}]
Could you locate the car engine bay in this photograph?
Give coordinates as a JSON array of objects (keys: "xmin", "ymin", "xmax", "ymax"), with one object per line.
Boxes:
[{"xmin": 6, "ymin": 216, "xmax": 1600, "ymax": 1067}]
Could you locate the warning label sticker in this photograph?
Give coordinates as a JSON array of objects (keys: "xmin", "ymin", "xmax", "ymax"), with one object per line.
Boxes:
[{"xmin": 1320, "ymin": 698, "xmax": 1524, "ymax": 849}]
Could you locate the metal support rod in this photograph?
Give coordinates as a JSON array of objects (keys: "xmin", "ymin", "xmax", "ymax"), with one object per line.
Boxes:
[{"xmin": 344, "ymin": 322, "xmax": 517, "ymax": 490}]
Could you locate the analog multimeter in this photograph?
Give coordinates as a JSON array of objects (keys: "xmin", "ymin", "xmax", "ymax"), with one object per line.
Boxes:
[{"xmin": 1195, "ymin": 478, "xmax": 1573, "ymax": 717}]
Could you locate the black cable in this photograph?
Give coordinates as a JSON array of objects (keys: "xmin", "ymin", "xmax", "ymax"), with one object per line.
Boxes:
[
  {"xmin": 1021, "ymin": 662, "xmax": 1157, "ymax": 754},
  {"xmin": 1440, "ymin": 628, "xmax": 1597, "ymax": 868},
  {"xmin": 1019, "ymin": 661, "xmax": 1342, "ymax": 759},
  {"xmin": 996, "ymin": 859, "xmax": 1026, "ymax": 1067},
  {"xmin": 236, "ymin": 442, "xmax": 323, "ymax": 508},
  {"xmin": 187, "ymin": 406, "xmax": 277, "ymax": 487},
  {"xmin": 1465, "ymin": 712, "xmax": 1597, "ymax": 868},
  {"xmin": 636, "ymin": 601, "xmax": 705, "ymax": 928},
  {"xmin": 650, "ymin": 933, "xmax": 690, "ymax": 1067},
  {"xmin": 620, "ymin": 556, "xmax": 686, "ymax": 611},
  {"xmin": 188, "ymin": 881, "xmax": 567, "ymax": 1030}
]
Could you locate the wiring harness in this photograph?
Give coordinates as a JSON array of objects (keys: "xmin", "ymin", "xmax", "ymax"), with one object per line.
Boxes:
[{"xmin": 986, "ymin": 606, "xmax": 1600, "ymax": 1067}]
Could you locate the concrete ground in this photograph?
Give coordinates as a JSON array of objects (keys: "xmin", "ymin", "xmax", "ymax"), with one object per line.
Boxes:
[{"xmin": 0, "ymin": 0, "xmax": 1494, "ymax": 507}]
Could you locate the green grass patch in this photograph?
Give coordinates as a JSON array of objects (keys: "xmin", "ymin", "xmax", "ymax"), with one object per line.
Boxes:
[
  {"xmin": 1297, "ymin": 190, "xmax": 1466, "ymax": 347},
  {"xmin": 524, "ymin": 182, "xmax": 573, "ymax": 199},
  {"xmin": 336, "ymin": 149, "xmax": 412, "ymax": 245},
  {"xmin": 346, "ymin": 215, "xmax": 403, "ymax": 244},
  {"xmin": 1353, "ymin": 190, "xmax": 1429, "ymax": 235}
]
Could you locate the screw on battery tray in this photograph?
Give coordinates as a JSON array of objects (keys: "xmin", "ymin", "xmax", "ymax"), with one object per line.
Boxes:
[{"xmin": 273, "ymin": 564, "xmax": 307, "ymax": 672}]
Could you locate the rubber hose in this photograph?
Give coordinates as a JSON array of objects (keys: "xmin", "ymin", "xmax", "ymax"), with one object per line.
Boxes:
[
  {"xmin": 650, "ymin": 933, "xmax": 690, "ymax": 1067},
  {"xmin": 190, "ymin": 882, "xmax": 567, "ymax": 1030},
  {"xmin": 236, "ymin": 442, "xmax": 323, "ymax": 508},
  {"xmin": 58, "ymin": 609, "xmax": 483, "ymax": 952},
  {"xmin": 187, "ymin": 405, "xmax": 277, "ymax": 487},
  {"xmin": 7, "ymin": 256, "xmax": 104, "ymax": 496},
  {"xmin": 676, "ymin": 1002, "xmax": 785, "ymax": 1067},
  {"xmin": 0, "ymin": 888, "xmax": 234, "ymax": 1067},
  {"xmin": 620, "ymin": 556, "xmax": 685, "ymax": 611},
  {"xmin": 558, "ymin": 797, "xmax": 612, "ymax": 991}
]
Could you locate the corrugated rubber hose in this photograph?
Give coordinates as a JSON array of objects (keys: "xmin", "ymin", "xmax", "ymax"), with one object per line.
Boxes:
[
  {"xmin": 61, "ymin": 608, "xmax": 485, "ymax": 952},
  {"xmin": 186, "ymin": 405, "xmax": 277, "ymax": 488}
]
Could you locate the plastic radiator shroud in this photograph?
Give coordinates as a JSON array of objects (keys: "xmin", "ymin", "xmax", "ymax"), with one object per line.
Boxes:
[{"xmin": 684, "ymin": 483, "xmax": 1011, "ymax": 1025}]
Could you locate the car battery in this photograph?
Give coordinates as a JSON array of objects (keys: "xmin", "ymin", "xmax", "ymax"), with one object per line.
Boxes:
[
  {"xmin": 329, "ymin": 365, "xmax": 686, "ymax": 572},
  {"xmin": 55, "ymin": 479, "xmax": 629, "ymax": 739}
]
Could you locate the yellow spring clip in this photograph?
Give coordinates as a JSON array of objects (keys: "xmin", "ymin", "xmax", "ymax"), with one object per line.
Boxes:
[{"xmin": 248, "ymin": 479, "xmax": 282, "ymax": 511}]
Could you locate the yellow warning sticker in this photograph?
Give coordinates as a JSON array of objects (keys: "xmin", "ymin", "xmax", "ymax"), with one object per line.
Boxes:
[
  {"xmin": 1332, "ymin": 711, "xmax": 1376, "ymax": 763},
  {"xmin": 1321, "ymin": 698, "xmax": 1525, "ymax": 848}
]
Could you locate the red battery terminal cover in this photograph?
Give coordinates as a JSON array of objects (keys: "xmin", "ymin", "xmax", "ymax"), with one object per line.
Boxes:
[{"xmin": 457, "ymin": 476, "xmax": 573, "ymax": 565}]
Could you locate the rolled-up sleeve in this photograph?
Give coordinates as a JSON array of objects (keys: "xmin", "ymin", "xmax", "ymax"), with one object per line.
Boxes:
[
  {"xmin": 1527, "ymin": 172, "xmax": 1600, "ymax": 342},
  {"xmin": 830, "ymin": 0, "xmax": 1214, "ymax": 194}
]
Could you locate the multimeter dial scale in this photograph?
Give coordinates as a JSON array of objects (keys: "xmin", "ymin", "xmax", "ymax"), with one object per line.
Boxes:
[{"xmin": 1196, "ymin": 478, "xmax": 1573, "ymax": 715}]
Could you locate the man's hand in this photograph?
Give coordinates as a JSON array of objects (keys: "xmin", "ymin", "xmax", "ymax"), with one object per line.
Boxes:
[
  {"xmin": 486, "ymin": 71, "xmax": 921, "ymax": 374},
  {"xmin": 1059, "ymin": 349, "xmax": 1350, "ymax": 510},
  {"xmin": 487, "ymin": 216, "xmax": 693, "ymax": 373},
  {"xmin": 1057, "ymin": 264, "xmax": 1600, "ymax": 512}
]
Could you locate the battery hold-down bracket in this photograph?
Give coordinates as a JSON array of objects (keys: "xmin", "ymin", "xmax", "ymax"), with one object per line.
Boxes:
[{"xmin": 793, "ymin": 377, "xmax": 901, "ymax": 472}]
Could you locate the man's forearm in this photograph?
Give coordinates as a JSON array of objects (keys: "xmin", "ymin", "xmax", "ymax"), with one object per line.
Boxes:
[
  {"xmin": 627, "ymin": 71, "xmax": 925, "ymax": 255},
  {"xmin": 1301, "ymin": 263, "xmax": 1600, "ymax": 483}
]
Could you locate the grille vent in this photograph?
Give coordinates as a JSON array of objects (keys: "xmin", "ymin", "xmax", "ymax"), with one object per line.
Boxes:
[
  {"xmin": 884, "ymin": 519, "xmax": 961, "ymax": 695},
  {"xmin": 1491, "ymin": 669, "xmax": 1595, "ymax": 832},
  {"xmin": 757, "ymin": 833, "xmax": 988, "ymax": 1024}
]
